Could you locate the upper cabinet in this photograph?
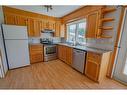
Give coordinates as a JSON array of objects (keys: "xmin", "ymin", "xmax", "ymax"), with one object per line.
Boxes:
[
  {"xmin": 61, "ymin": 6, "xmax": 116, "ymax": 39},
  {"xmin": 27, "ymin": 18, "xmax": 35, "ymax": 37},
  {"xmin": 55, "ymin": 20, "xmax": 61, "ymax": 37},
  {"xmin": 3, "ymin": 6, "xmax": 61, "ymax": 37},
  {"xmin": 16, "ymin": 16, "xmax": 28, "ymax": 26},
  {"xmin": 4, "ymin": 13, "xmax": 17, "ymax": 25},
  {"xmin": 33, "ymin": 19, "xmax": 42, "ymax": 37},
  {"xmin": 86, "ymin": 10, "xmax": 100, "ymax": 38}
]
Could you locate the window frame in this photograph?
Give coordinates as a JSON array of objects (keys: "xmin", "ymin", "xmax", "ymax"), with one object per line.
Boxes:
[{"xmin": 66, "ymin": 19, "xmax": 86, "ymax": 45}]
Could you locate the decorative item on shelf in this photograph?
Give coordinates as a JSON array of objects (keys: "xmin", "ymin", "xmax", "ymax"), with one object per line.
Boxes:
[{"xmin": 44, "ymin": 5, "xmax": 53, "ymax": 12}]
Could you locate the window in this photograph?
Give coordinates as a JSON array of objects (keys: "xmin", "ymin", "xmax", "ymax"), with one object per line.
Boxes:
[
  {"xmin": 67, "ymin": 19, "xmax": 86, "ymax": 45},
  {"xmin": 67, "ymin": 24, "xmax": 76, "ymax": 43}
]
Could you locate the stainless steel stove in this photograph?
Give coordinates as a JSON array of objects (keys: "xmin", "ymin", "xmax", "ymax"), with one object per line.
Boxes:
[{"xmin": 40, "ymin": 38, "xmax": 57, "ymax": 62}]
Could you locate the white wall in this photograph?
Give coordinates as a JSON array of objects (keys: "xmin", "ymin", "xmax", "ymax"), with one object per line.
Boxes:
[
  {"xmin": 0, "ymin": 6, "xmax": 4, "ymax": 23},
  {"xmin": 85, "ymin": 6, "xmax": 122, "ymax": 51},
  {"xmin": 0, "ymin": 6, "xmax": 8, "ymax": 78}
]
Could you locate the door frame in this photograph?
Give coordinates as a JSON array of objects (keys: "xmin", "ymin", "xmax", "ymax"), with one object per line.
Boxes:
[{"xmin": 113, "ymin": 7, "xmax": 127, "ymax": 84}]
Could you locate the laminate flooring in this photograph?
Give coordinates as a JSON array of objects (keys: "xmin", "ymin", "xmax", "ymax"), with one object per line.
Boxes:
[{"xmin": 0, "ymin": 60, "xmax": 126, "ymax": 89}]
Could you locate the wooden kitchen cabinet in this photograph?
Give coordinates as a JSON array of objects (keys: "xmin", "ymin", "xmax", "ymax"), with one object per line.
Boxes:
[
  {"xmin": 55, "ymin": 21, "xmax": 61, "ymax": 37},
  {"xmin": 86, "ymin": 10, "xmax": 100, "ymax": 38},
  {"xmin": 29, "ymin": 44, "xmax": 43, "ymax": 64},
  {"xmin": 4, "ymin": 13, "xmax": 17, "ymax": 25},
  {"xmin": 85, "ymin": 51, "xmax": 111, "ymax": 82},
  {"xmin": 58, "ymin": 45, "xmax": 66, "ymax": 61},
  {"xmin": 58, "ymin": 45, "xmax": 72, "ymax": 65},
  {"xmin": 27, "ymin": 18, "xmax": 42, "ymax": 37},
  {"xmin": 27, "ymin": 18, "xmax": 35, "ymax": 37},
  {"xmin": 34, "ymin": 19, "xmax": 41, "ymax": 37},
  {"xmin": 66, "ymin": 46, "xmax": 73, "ymax": 65},
  {"xmin": 3, "ymin": 6, "xmax": 62, "ymax": 37},
  {"xmin": 48, "ymin": 21, "xmax": 56, "ymax": 30},
  {"xmin": 16, "ymin": 16, "xmax": 28, "ymax": 26}
]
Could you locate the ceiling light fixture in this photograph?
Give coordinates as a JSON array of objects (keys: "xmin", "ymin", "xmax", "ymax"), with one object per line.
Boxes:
[{"xmin": 44, "ymin": 5, "xmax": 53, "ymax": 12}]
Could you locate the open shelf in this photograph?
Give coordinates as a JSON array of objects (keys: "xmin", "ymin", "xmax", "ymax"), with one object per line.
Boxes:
[
  {"xmin": 99, "ymin": 26, "xmax": 113, "ymax": 30},
  {"xmin": 101, "ymin": 35, "xmax": 112, "ymax": 38},
  {"xmin": 102, "ymin": 8, "xmax": 116, "ymax": 14},
  {"xmin": 101, "ymin": 18, "xmax": 115, "ymax": 22}
]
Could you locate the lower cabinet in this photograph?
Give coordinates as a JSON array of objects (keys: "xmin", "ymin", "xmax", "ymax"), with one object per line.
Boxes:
[
  {"xmin": 85, "ymin": 51, "xmax": 111, "ymax": 82},
  {"xmin": 29, "ymin": 44, "xmax": 43, "ymax": 64},
  {"xmin": 58, "ymin": 44, "xmax": 111, "ymax": 83},
  {"xmin": 58, "ymin": 45, "xmax": 73, "ymax": 65},
  {"xmin": 66, "ymin": 46, "xmax": 73, "ymax": 65},
  {"xmin": 85, "ymin": 59, "xmax": 100, "ymax": 81}
]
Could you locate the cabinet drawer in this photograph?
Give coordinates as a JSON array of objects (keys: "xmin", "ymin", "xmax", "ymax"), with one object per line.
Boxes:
[
  {"xmin": 30, "ymin": 50, "xmax": 43, "ymax": 55},
  {"xmin": 87, "ymin": 52, "xmax": 101, "ymax": 63},
  {"xmin": 30, "ymin": 53, "xmax": 43, "ymax": 63},
  {"xmin": 29, "ymin": 45, "xmax": 43, "ymax": 51}
]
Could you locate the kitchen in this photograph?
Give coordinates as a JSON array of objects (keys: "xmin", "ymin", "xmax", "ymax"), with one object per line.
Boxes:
[{"xmin": 0, "ymin": 5, "xmax": 127, "ymax": 89}]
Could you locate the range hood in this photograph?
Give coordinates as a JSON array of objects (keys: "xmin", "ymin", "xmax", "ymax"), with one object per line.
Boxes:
[{"xmin": 42, "ymin": 29, "xmax": 55, "ymax": 33}]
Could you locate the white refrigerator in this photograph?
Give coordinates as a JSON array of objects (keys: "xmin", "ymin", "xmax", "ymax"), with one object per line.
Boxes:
[
  {"xmin": 0, "ymin": 26, "xmax": 8, "ymax": 78},
  {"xmin": 2, "ymin": 24, "xmax": 30, "ymax": 69}
]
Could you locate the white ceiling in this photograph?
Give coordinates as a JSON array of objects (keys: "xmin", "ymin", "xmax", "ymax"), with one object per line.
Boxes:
[{"xmin": 8, "ymin": 5, "xmax": 82, "ymax": 17}]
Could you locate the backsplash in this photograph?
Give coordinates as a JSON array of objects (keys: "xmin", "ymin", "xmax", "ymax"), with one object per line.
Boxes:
[{"xmin": 29, "ymin": 33, "xmax": 62, "ymax": 44}]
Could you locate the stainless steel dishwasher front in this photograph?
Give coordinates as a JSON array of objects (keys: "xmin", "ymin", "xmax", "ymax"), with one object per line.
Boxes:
[{"xmin": 72, "ymin": 48, "xmax": 86, "ymax": 73}]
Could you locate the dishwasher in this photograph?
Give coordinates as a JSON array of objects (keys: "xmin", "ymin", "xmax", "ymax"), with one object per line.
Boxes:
[{"xmin": 72, "ymin": 48, "xmax": 86, "ymax": 73}]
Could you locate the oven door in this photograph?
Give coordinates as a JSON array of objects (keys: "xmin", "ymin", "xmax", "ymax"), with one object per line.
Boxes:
[{"xmin": 44, "ymin": 45, "xmax": 57, "ymax": 56}]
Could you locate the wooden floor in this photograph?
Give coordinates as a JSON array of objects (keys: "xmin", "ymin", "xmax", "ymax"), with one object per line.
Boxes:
[{"xmin": 0, "ymin": 59, "xmax": 126, "ymax": 89}]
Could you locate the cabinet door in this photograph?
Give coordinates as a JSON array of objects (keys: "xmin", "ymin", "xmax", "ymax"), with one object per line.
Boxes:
[
  {"xmin": 30, "ymin": 52, "xmax": 43, "ymax": 63},
  {"xmin": 16, "ymin": 16, "xmax": 28, "ymax": 26},
  {"xmin": 62, "ymin": 46, "xmax": 67, "ymax": 62},
  {"xmin": 66, "ymin": 47, "xmax": 73, "ymax": 65},
  {"xmin": 85, "ymin": 59, "xmax": 100, "ymax": 81},
  {"xmin": 40, "ymin": 20, "xmax": 44, "ymax": 31},
  {"xmin": 48, "ymin": 21, "xmax": 55, "ymax": 30},
  {"xmin": 86, "ymin": 11, "xmax": 99, "ymax": 38},
  {"xmin": 58, "ymin": 45, "xmax": 63, "ymax": 60},
  {"xmin": 58, "ymin": 45, "xmax": 66, "ymax": 62},
  {"xmin": 43, "ymin": 20, "xmax": 49, "ymax": 29},
  {"xmin": 4, "ymin": 13, "xmax": 17, "ymax": 25},
  {"xmin": 27, "ymin": 18, "xmax": 35, "ymax": 37},
  {"xmin": 34, "ymin": 20, "xmax": 41, "ymax": 37},
  {"xmin": 55, "ymin": 21, "xmax": 61, "ymax": 37}
]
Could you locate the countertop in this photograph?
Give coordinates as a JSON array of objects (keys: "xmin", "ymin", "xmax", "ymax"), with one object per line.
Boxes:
[
  {"xmin": 58, "ymin": 43, "xmax": 112, "ymax": 54},
  {"xmin": 28, "ymin": 42, "xmax": 112, "ymax": 54},
  {"xmin": 29, "ymin": 43, "xmax": 43, "ymax": 45}
]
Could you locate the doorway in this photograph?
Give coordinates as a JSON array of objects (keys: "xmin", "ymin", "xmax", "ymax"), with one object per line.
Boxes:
[{"xmin": 113, "ymin": 8, "xmax": 127, "ymax": 84}]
